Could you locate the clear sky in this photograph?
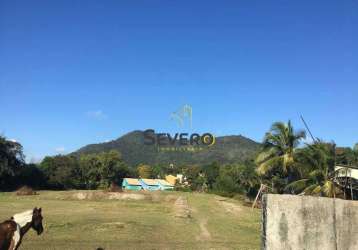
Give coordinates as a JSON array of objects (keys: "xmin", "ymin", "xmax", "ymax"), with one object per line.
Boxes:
[{"xmin": 0, "ymin": 0, "xmax": 357, "ymax": 162}]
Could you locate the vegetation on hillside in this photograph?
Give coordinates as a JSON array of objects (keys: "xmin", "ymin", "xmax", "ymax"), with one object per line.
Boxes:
[{"xmin": 73, "ymin": 130, "xmax": 261, "ymax": 167}]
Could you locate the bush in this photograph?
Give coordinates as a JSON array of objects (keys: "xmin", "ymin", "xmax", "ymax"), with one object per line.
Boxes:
[
  {"xmin": 213, "ymin": 175, "xmax": 243, "ymax": 197},
  {"xmin": 108, "ymin": 182, "xmax": 123, "ymax": 192},
  {"xmin": 175, "ymin": 186, "xmax": 192, "ymax": 192},
  {"xmin": 16, "ymin": 186, "xmax": 37, "ymax": 196}
]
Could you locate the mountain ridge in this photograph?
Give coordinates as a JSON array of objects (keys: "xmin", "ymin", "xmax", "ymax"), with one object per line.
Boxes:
[{"xmin": 72, "ymin": 130, "xmax": 261, "ymax": 167}]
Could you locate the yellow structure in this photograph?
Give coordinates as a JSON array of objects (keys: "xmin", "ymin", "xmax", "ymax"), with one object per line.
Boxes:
[
  {"xmin": 125, "ymin": 178, "xmax": 141, "ymax": 185},
  {"xmin": 165, "ymin": 175, "xmax": 178, "ymax": 185}
]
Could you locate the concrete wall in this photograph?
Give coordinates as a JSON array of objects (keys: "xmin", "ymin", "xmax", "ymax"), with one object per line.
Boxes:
[{"xmin": 262, "ymin": 194, "xmax": 358, "ymax": 250}]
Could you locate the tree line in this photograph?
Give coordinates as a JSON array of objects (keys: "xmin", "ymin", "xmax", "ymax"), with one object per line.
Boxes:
[
  {"xmin": 0, "ymin": 134, "xmax": 260, "ymax": 197},
  {"xmin": 0, "ymin": 137, "xmax": 133, "ymax": 191},
  {"xmin": 1, "ymin": 121, "xmax": 357, "ymax": 200}
]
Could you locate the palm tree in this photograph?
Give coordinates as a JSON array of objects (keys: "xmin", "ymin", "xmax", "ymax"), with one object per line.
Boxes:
[
  {"xmin": 285, "ymin": 141, "xmax": 341, "ymax": 198},
  {"xmin": 256, "ymin": 121, "xmax": 306, "ymax": 176}
]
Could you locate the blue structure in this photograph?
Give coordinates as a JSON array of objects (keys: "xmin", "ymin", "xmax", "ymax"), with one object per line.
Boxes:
[
  {"xmin": 122, "ymin": 178, "xmax": 174, "ymax": 191},
  {"xmin": 122, "ymin": 178, "xmax": 143, "ymax": 191},
  {"xmin": 139, "ymin": 179, "xmax": 161, "ymax": 191}
]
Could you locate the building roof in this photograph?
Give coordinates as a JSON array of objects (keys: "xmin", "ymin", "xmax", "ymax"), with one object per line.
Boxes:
[
  {"xmin": 335, "ymin": 166, "xmax": 358, "ymax": 180},
  {"xmin": 165, "ymin": 175, "xmax": 177, "ymax": 185},
  {"xmin": 156, "ymin": 179, "xmax": 174, "ymax": 187},
  {"xmin": 124, "ymin": 178, "xmax": 175, "ymax": 187},
  {"xmin": 141, "ymin": 179, "xmax": 159, "ymax": 186},
  {"xmin": 124, "ymin": 178, "xmax": 141, "ymax": 186},
  {"xmin": 334, "ymin": 166, "xmax": 358, "ymax": 191}
]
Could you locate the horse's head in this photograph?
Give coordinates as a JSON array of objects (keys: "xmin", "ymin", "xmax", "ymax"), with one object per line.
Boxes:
[{"xmin": 31, "ymin": 207, "xmax": 43, "ymax": 235}]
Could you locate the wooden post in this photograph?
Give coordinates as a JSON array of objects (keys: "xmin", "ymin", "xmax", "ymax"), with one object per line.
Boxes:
[
  {"xmin": 344, "ymin": 167, "xmax": 348, "ymax": 200},
  {"xmin": 333, "ymin": 147, "xmax": 336, "ymax": 199},
  {"xmin": 252, "ymin": 184, "xmax": 263, "ymax": 210},
  {"xmin": 350, "ymin": 170, "xmax": 354, "ymax": 200}
]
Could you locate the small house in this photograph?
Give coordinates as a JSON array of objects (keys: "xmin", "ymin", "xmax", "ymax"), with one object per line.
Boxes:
[{"xmin": 122, "ymin": 178, "xmax": 143, "ymax": 191}]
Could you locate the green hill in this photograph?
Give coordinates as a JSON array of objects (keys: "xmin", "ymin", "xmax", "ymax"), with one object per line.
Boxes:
[{"xmin": 73, "ymin": 130, "xmax": 261, "ymax": 167}]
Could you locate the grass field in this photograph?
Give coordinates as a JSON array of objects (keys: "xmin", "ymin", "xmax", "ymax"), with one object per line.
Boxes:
[{"xmin": 0, "ymin": 190, "xmax": 261, "ymax": 250}]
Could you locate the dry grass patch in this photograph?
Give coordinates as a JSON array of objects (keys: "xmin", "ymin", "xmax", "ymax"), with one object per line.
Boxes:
[{"xmin": 0, "ymin": 190, "xmax": 260, "ymax": 250}]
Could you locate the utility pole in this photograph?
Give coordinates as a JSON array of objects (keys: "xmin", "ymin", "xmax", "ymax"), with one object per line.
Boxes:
[{"xmin": 300, "ymin": 115, "xmax": 316, "ymax": 143}]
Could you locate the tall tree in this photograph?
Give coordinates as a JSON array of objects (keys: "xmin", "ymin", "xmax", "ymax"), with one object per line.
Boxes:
[
  {"xmin": 202, "ymin": 162, "xmax": 220, "ymax": 189},
  {"xmin": 79, "ymin": 150, "xmax": 130, "ymax": 189},
  {"xmin": 137, "ymin": 164, "xmax": 152, "ymax": 179},
  {"xmin": 256, "ymin": 121, "xmax": 306, "ymax": 176},
  {"xmin": 0, "ymin": 136, "xmax": 25, "ymax": 190},
  {"xmin": 79, "ymin": 153, "xmax": 102, "ymax": 189},
  {"xmin": 213, "ymin": 164, "xmax": 244, "ymax": 196},
  {"xmin": 97, "ymin": 150, "xmax": 129, "ymax": 187},
  {"xmin": 17, "ymin": 164, "xmax": 46, "ymax": 189},
  {"xmin": 336, "ymin": 147, "xmax": 354, "ymax": 165},
  {"xmin": 285, "ymin": 141, "xmax": 340, "ymax": 197},
  {"xmin": 40, "ymin": 155, "xmax": 80, "ymax": 189},
  {"xmin": 236, "ymin": 161, "xmax": 261, "ymax": 198}
]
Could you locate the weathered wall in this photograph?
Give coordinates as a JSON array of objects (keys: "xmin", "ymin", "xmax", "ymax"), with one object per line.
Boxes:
[{"xmin": 262, "ymin": 194, "xmax": 358, "ymax": 250}]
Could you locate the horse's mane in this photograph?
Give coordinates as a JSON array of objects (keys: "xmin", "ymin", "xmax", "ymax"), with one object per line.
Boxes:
[{"xmin": 12, "ymin": 210, "xmax": 33, "ymax": 227}]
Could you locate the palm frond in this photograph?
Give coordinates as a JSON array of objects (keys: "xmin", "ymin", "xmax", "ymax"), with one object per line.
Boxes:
[
  {"xmin": 257, "ymin": 156, "xmax": 283, "ymax": 175},
  {"xmin": 322, "ymin": 181, "xmax": 337, "ymax": 198},
  {"xmin": 255, "ymin": 147, "xmax": 277, "ymax": 164},
  {"xmin": 285, "ymin": 179, "xmax": 310, "ymax": 193},
  {"xmin": 311, "ymin": 185, "xmax": 322, "ymax": 195},
  {"xmin": 308, "ymin": 169, "xmax": 324, "ymax": 179},
  {"xmin": 302, "ymin": 184, "xmax": 319, "ymax": 195}
]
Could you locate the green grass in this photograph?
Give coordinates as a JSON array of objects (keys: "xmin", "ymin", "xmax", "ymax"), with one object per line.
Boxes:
[{"xmin": 0, "ymin": 191, "xmax": 260, "ymax": 250}]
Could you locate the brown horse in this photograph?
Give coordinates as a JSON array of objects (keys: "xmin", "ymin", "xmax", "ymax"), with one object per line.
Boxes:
[
  {"xmin": 0, "ymin": 208, "xmax": 43, "ymax": 250},
  {"xmin": 0, "ymin": 220, "xmax": 17, "ymax": 250}
]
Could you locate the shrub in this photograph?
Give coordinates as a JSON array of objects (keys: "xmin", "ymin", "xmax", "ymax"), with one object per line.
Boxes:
[{"xmin": 16, "ymin": 186, "xmax": 37, "ymax": 196}]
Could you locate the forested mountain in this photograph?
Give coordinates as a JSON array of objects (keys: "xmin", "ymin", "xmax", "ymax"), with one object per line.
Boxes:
[{"xmin": 73, "ymin": 130, "xmax": 261, "ymax": 167}]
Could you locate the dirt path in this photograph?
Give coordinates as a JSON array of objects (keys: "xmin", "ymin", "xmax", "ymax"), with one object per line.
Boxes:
[
  {"xmin": 196, "ymin": 218, "xmax": 211, "ymax": 241},
  {"xmin": 73, "ymin": 191, "xmax": 146, "ymax": 200},
  {"xmin": 217, "ymin": 200, "xmax": 242, "ymax": 215},
  {"xmin": 173, "ymin": 196, "xmax": 211, "ymax": 241},
  {"xmin": 174, "ymin": 196, "xmax": 191, "ymax": 218}
]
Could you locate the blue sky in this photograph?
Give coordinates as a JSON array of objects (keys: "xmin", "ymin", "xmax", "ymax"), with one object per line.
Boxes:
[{"xmin": 0, "ymin": 0, "xmax": 357, "ymax": 162}]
